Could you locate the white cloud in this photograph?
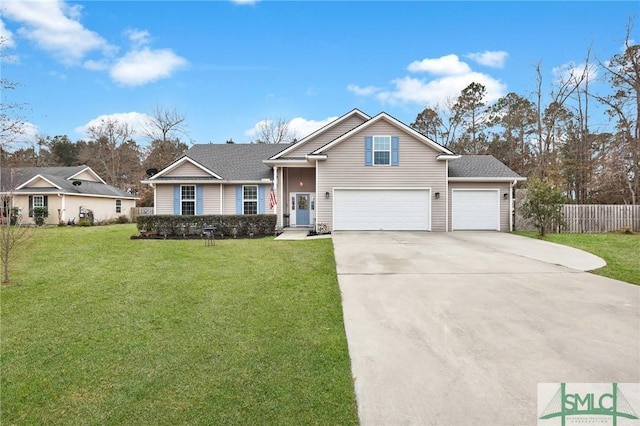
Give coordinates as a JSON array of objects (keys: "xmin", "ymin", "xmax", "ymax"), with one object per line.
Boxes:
[
  {"xmin": 125, "ymin": 28, "xmax": 151, "ymax": 48},
  {"xmin": 0, "ymin": 19, "xmax": 16, "ymax": 48},
  {"xmin": 110, "ymin": 47, "xmax": 188, "ymax": 86},
  {"xmin": 2, "ymin": 0, "xmax": 113, "ymax": 65},
  {"xmin": 347, "ymin": 84, "xmax": 382, "ymax": 96},
  {"xmin": 350, "ymin": 53, "xmax": 507, "ymax": 108},
  {"xmin": 244, "ymin": 116, "xmax": 338, "ymax": 141},
  {"xmin": 75, "ymin": 112, "xmax": 152, "ymax": 139},
  {"xmin": 407, "ymin": 54, "xmax": 471, "ymax": 75},
  {"xmin": 552, "ymin": 61, "xmax": 598, "ymax": 85},
  {"xmin": 466, "ymin": 50, "xmax": 508, "ymax": 68}
]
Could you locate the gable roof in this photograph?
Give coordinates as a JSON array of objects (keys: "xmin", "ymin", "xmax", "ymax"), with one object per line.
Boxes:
[
  {"xmin": 1, "ymin": 166, "xmax": 138, "ymax": 198},
  {"xmin": 448, "ymin": 155, "xmax": 526, "ymax": 180},
  {"xmin": 155, "ymin": 143, "xmax": 291, "ymax": 182},
  {"xmin": 311, "ymin": 112, "xmax": 455, "ymax": 156},
  {"xmin": 269, "ymin": 108, "xmax": 371, "ymax": 160}
]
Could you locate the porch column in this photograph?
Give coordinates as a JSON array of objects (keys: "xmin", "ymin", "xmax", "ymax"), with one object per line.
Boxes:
[{"xmin": 273, "ymin": 166, "xmax": 279, "ymax": 224}]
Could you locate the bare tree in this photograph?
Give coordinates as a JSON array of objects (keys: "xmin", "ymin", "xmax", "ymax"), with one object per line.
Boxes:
[
  {"xmin": 79, "ymin": 118, "xmax": 141, "ymax": 189},
  {"xmin": 143, "ymin": 106, "xmax": 189, "ymax": 143},
  {"xmin": 253, "ymin": 118, "xmax": 297, "ymax": 144},
  {"xmin": 1, "ymin": 177, "xmax": 32, "ymax": 284},
  {"xmin": 593, "ymin": 20, "xmax": 639, "ymax": 205}
]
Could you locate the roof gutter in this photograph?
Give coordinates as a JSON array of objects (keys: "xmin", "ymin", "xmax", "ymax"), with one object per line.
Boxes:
[{"xmin": 448, "ymin": 177, "xmax": 527, "ymax": 182}]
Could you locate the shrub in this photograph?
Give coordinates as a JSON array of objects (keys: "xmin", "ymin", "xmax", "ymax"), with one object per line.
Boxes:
[
  {"xmin": 520, "ymin": 179, "xmax": 566, "ymax": 236},
  {"xmin": 137, "ymin": 215, "xmax": 277, "ymax": 239},
  {"xmin": 116, "ymin": 215, "xmax": 130, "ymax": 224},
  {"xmin": 33, "ymin": 207, "xmax": 49, "ymax": 226},
  {"xmin": 77, "ymin": 219, "xmax": 92, "ymax": 227}
]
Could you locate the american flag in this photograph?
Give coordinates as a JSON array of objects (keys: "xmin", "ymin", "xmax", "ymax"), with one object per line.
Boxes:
[{"xmin": 268, "ymin": 185, "xmax": 277, "ymax": 209}]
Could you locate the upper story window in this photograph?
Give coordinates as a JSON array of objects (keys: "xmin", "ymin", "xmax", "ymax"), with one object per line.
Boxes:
[
  {"xmin": 181, "ymin": 185, "xmax": 195, "ymax": 215},
  {"xmin": 373, "ymin": 136, "xmax": 391, "ymax": 165},
  {"xmin": 243, "ymin": 185, "xmax": 258, "ymax": 215}
]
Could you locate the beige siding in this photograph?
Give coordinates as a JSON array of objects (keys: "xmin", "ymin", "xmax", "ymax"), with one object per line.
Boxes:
[
  {"xmin": 282, "ymin": 115, "xmax": 366, "ymax": 158},
  {"xmin": 155, "ymin": 184, "xmax": 175, "ymax": 214},
  {"xmin": 10, "ymin": 194, "xmax": 62, "ymax": 225},
  {"xmin": 30, "ymin": 177, "xmax": 56, "ymax": 188},
  {"xmin": 203, "ymin": 184, "xmax": 222, "ymax": 214},
  {"xmin": 10, "ymin": 194, "xmax": 135, "ymax": 225},
  {"xmin": 155, "ymin": 183, "xmax": 223, "ymax": 215},
  {"xmin": 72, "ymin": 170, "xmax": 101, "ymax": 182},
  {"xmin": 165, "ymin": 162, "xmax": 211, "ymax": 177},
  {"xmin": 65, "ymin": 195, "xmax": 136, "ymax": 223},
  {"xmin": 448, "ymin": 182, "xmax": 511, "ymax": 232},
  {"xmin": 316, "ymin": 120, "xmax": 447, "ymax": 231}
]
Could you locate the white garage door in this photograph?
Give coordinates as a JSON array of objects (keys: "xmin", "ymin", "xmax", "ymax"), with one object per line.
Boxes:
[
  {"xmin": 452, "ymin": 190, "xmax": 500, "ymax": 230},
  {"xmin": 334, "ymin": 189, "xmax": 430, "ymax": 231}
]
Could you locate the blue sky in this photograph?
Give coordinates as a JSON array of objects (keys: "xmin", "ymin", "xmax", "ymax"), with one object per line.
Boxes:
[{"xmin": 1, "ymin": 1, "xmax": 638, "ymax": 147}]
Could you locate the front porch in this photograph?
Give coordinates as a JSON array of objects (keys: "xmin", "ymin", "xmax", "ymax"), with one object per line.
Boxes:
[{"xmin": 277, "ymin": 166, "xmax": 317, "ymax": 228}]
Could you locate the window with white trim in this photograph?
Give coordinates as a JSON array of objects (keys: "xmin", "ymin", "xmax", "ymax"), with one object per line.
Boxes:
[
  {"xmin": 33, "ymin": 195, "xmax": 45, "ymax": 209},
  {"xmin": 373, "ymin": 135, "xmax": 391, "ymax": 165},
  {"xmin": 116, "ymin": 199, "xmax": 122, "ymax": 213},
  {"xmin": 181, "ymin": 185, "xmax": 195, "ymax": 215},
  {"xmin": 243, "ymin": 185, "xmax": 258, "ymax": 215}
]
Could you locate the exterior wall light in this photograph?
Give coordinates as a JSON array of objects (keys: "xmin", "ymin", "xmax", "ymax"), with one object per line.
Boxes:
[
  {"xmin": 503, "ymin": 193, "xmax": 509, "ymax": 200},
  {"xmin": 325, "ymin": 191, "xmax": 330, "ymax": 199},
  {"xmin": 435, "ymin": 192, "xmax": 440, "ymax": 199}
]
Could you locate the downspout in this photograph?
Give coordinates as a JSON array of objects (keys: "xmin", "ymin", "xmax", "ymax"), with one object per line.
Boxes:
[
  {"xmin": 273, "ymin": 166, "xmax": 278, "ymax": 226},
  {"xmin": 509, "ymin": 179, "xmax": 517, "ymax": 232},
  {"xmin": 59, "ymin": 193, "xmax": 66, "ymax": 222},
  {"xmin": 152, "ymin": 183, "xmax": 157, "ymax": 215},
  {"xmin": 220, "ymin": 184, "xmax": 223, "ymax": 214},
  {"xmin": 445, "ymin": 160, "xmax": 449, "ymax": 232}
]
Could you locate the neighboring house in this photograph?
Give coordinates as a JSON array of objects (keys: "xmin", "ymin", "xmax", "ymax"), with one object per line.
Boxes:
[
  {"xmin": 142, "ymin": 109, "xmax": 525, "ymax": 232},
  {"xmin": 0, "ymin": 166, "xmax": 138, "ymax": 225}
]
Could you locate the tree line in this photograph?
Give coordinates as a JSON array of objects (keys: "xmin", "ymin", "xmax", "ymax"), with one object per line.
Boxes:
[
  {"xmin": 410, "ymin": 25, "xmax": 638, "ymax": 205},
  {"xmin": 0, "ymin": 107, "xmax": 189, "ymax": 207}
]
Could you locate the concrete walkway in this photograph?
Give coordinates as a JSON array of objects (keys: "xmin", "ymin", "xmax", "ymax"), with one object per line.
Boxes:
[{"xmin": 333, "ymin": 231, "xmax": 640, "ymax": 426}]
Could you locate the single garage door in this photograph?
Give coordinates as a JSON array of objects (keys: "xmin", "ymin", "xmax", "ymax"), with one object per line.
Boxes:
[
  {"xmin": 452, "ymin": 189, "xmax": 500, "ymax": 230},
  {"xmin": 334, "ymin": 188, "xmax": 430, "ymax": 231}
]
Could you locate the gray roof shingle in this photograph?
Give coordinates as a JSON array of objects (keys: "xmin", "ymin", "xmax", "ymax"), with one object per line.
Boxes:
[
  {"xmin": 448, "ymin": 155, "xmax": 523, "ymax": 178},
  {"xmin": 1, "ymin": 166, "xmax": 137, "ymax": 198},
  {"xmin": 183, "ymin": 143, "xmax": 290, "ymax": 180}
]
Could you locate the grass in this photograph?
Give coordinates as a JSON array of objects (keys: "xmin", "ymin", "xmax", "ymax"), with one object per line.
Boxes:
[
  {"xmin": 1, "ymin": 224, "xmax": 358, "ymax": 425},
  {"xmin": 514, "ymin": 231, "xmax": 640, "ymax": 285}
]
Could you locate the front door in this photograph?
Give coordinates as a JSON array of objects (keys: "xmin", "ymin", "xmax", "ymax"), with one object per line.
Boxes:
[{"xmin": 296, "ymin": 194, "xmax": 310, "ymax": 225}]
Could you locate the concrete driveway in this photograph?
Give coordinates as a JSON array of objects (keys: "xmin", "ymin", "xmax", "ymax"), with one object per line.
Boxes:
[{"xmin": 332, "ymin": 231, "xmax": 640, "ymax": 426}]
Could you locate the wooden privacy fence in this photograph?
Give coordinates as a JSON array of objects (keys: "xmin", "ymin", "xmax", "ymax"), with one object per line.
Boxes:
[
  {"xmin": 560, "ymin": 204, "xmax": 640, "ymax": 233},
  {"xmin": 131, "ymin": 207, "xmax": 154, "ymax": 222}
]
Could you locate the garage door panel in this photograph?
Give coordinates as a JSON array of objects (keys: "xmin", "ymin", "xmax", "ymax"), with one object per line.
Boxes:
[
  {"xmin": 452, "ymin": 190, "xmax": 499, "ymax": 230},
  {"xmin": 334, "ymin": 189, "xmax": 430, "ymax": 231}
]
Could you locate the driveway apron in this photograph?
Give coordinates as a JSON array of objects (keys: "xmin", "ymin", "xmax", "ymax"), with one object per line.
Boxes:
[{"xmin": 332, "ymin": 231, "xmax": 640, "ymax": 426}]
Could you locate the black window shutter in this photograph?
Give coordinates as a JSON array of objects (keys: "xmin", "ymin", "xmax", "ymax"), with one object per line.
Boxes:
[
  {"xmin": 29, "ymin": 196, "xmax": 33, "ymax": 217},
  {"xmin": 44, "ymin": 196, "xmax": 48, "ymax": 207}
]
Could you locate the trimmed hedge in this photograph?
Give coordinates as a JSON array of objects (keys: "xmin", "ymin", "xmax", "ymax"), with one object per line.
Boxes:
[{"xmin": 136, "ymin": 214, "xmax": 277, "ymax": 238}]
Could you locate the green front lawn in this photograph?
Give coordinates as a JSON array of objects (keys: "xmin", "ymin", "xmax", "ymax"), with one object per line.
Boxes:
[
  {"xmin": 1, "ymin": 225, "xmax": 358, "ymax": 425},
  {"xmin": 514, "ymin": 231, "xmax": 640, "ymax": 285}
]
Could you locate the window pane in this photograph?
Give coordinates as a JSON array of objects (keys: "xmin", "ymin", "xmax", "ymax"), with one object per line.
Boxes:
[
  {"xmin": 116, "ymin": 199, "xmax": 122, "ymax": 213},
  {"xmin": 33, "ymin": 196, "xmax": 44, "ymax": 208},
  {"xmin": 374, "ymin": 151, "xmax": 390, "ymax": 165},
  {"xmin": 181, "ymin": 186, "xmax": 195, "ymax": 200},
  {"xmin": 243, "ymin": 185, "xmax": 257, "ymax": 200},
  {"xmin": 373, "ymin": 136, "xmax": 390, "ymax": 150},
  {"xmin": 182, "ymin": 201, "xmax": 195, "ymax": 215},
  {"xmin": 244, "ymin": 201, "xmax": 257, "ymax": 215}
]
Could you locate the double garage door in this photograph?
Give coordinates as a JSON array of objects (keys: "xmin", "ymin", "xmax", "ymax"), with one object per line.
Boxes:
[
  {"xmin": 451, "ymin": 189, "xmax": 500, "ymax": 231},
  {"xmin": 333, "ymin": 189, "xmax": 430, "ymax": 231}
]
